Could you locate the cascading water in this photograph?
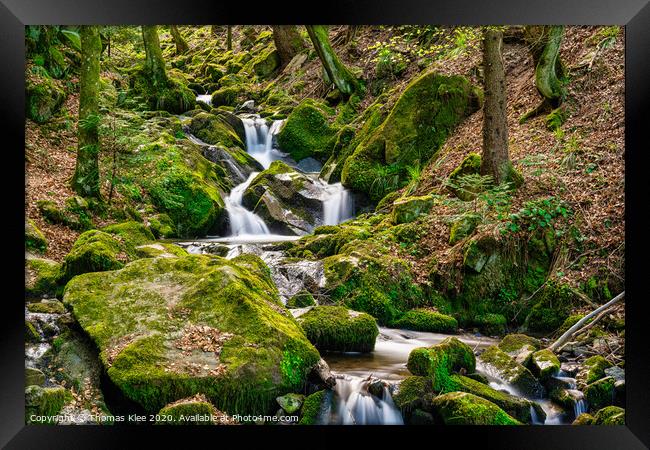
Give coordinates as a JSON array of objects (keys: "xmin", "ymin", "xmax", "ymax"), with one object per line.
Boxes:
[
  {"xmin": 322, "ymin": 182, "xmax": 354, "ymax": 226},
  {"xmin": 326, "ymin": 376, "xmax": 404, "ymax": 425},
  {"xmin": 196, "ymin": 94, "xmax": 212, "ymax": 106},
  {"xmin": 242, "ymin": 117, "xmax": 285, "ymax": 170},
  {"xmin": 223, "ymin": 172, "xmax": 270, "ymax": 236}
]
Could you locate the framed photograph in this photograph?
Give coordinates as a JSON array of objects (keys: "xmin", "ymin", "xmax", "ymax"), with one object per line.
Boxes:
[{"xmin": 4, "ymin": 0, "xmax": 649, "ymax": 447}]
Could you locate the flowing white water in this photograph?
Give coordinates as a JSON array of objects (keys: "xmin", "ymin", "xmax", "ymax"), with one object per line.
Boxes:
[
  {"xmin": 224, "ymin": 172, "xmax": 270, "ymax": 236},
  {"xmin": 322, "ymin": 182, "xmax": 354, "ymax": 225},
  {"xmin": 242, "ymin": 117, "xmax": 286, "ymax": 169},
  {"xmin": 196, "ymin": 94, "xmax": 212, "ymax": 106}
]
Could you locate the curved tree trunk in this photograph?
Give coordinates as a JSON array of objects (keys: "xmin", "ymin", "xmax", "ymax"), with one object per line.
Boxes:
[
  {"xmin": 169, "ymin": 25, "xmax": 189, "ymax": 54},
  {"xmin": 142, "ymin": 25, "xmax": 168, "ymax": 88},
  {"xmin": 272, "ymin": 25, "xmax": 305, "ymax": 69},
  {"xmin": 306, "ymin": 25, "xmax": 358, "ymax": 96},
  {"xmin": 72, "ymin": 25, "xmax": 102, "ymax": 198},
  {"xmin": 534, "ymin": 25, "xmax": 565, "ymax": 107},
  {"xmin": 344, "ymin": 25, "xmax": 359, "ymax": 45},
  {"xmin": 480, "ymin": 28, "xmax": 513, "ymax": 185},
  {"xmin": 226, "ymin": 25, "xmax": 232, "ymax": 51}
]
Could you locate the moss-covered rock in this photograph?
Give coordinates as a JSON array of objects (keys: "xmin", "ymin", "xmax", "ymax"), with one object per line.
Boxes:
[
  {"xmin": 447, "ymin": 153, "xmax": 483, "ymax": 201},
  {"xmin": 276, "ymin": 393, "xmax": 304, "ymax": 414},
  {"xmin": 296, "ymin": 306, "xmax": 378, "ymax": 353},
  {"xmin": 584, "ymin": 376, "xmax": 615, "ymax": 412},
  {"xmin": 147, "ymin": 213, "xmax": 176, "ymax": 239},
  {"xmin": 27, "ymin": 299, "xmax": 66, "ymax": 314},
  {"xmin": 37, "ymin": 200, "xmax": 67, "ymax": 225},
  {"xmin": 276, "ymin": 99, "xmax": 337, "ymax": 162},
  {"xmin": 156, "ymin": 394, "xmax": 235, "ymax": 425},
  {"xmin": 26, "ymin": 219, "xmax": 47, "ymax": 254},
  {"xmin": 26, "ymin": 74, "xmax": 66, "ymax": 123},
  {"xmin": 406, "ymin": 337, "xmax": 476, "ymax": 392},
  {"xmin": 134, "ymin": 243, "xmax": 188, "ymax": 259},
  {"xmin": 497, "ymin": 334, "xmax": 540, "ymax": 366},
  {"xmin": 292, "ymin": 225, "xmax": 371, "ymax": 258},
  {"xmin": 391, "ymin": 195, "xmax": 435, "ymax": 224},
  {"xmin": 62, "ymin": 254, "xmax": 320, "ymax": 415},
  {"xmin": 576, "ymin": 355, "xmax": 612, "ymax": 389},
  {"xmin": 592, "ymin": 406, "xmax": 625, "ymax": 425},
  {"xmin": 298, "ymin": 390, "xmax": 326, "ymax": 425},
  {"xmin": 187, "ymin": 111, "xmax": 244, "ymax": 148},
  {"xmin": 286, "ymin": 290, "xmax": 316, "ymax": 308},
  {"xmin": 102, "ymin": 221, "xmax": 155, "ymax": 255},
  {"xmin": 449, "ymin": 213, "xmax": 482, "ymax": 245},
  {"xmin": 530, "ymin": 348, "xmax": 560, "ymax": 380},
  {"xmin": 25, "ymin": 367, "xmax": 46, "ymax": 387},
  {"xmin": 25, "ymin": 257, "xmax": 62, "ymax": 297},
  {"xmin": 524, "ymin": 281, "xmax": 577, "ymax": 333},
  {"xmin": 572, "ymin": 413, "xmax": 594, "ymax": 425},
  {"xmin": 478, "ymin": 346, "xmax": 544, "ymax": 398},
  {"xmin": 430, "ymin": 392, "xmax": 521, "ymax": 425},
  {"xmin": 25, "ymin": 385, "xmax": 71, "ymax": 423},
  {"xmin": 393, "ymin": 376, "xmax": 434, "ymax": 413},
  {"xmin": 447, "ymin": 374, "xmax": 545, "ymax": 424},
  {"xmin": 391, "ymin": 309, "xmax": 458, "ymax": 333},
  {"xmin": 341, "ymin": 72, "xmax": 482, "ymax": 202},
  {"xmin": 60, "ymin": 230, "xmax": 125, "ymax": 281},
  {"xmin": 470, "ymin": 313, "xmax": 507, "ymax": 336},
  {"xmin": 128, "ymin": 68, "xmax": 195, "ymax": 114},
  {"xmin": 242, "ymin": 161, "xmax": 325, "ymax": 235}
]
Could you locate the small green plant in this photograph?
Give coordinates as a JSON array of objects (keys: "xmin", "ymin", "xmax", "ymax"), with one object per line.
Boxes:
[
  {"xmin": 403, "ymin": 163, "xmax": 422, "ymax": 195},
  {"xmin": 370, "ymin": 163, "xmax": 402, "ymax": 200},
  {"xmin": 506, "ymin": 197, "xmax": 571, "ymax": 233}
]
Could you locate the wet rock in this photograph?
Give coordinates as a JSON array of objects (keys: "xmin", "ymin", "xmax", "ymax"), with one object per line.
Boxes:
[
  {"xmin": 391, "ymin": 195, "xmax": 435, "ymax": 224},
  {"xmin": 367, "ymin": 378, "xmax": 388, "ymax": 398},
  {"xmin": 202, "ymin": 143, "xmax": 263, "ymax": 186},
  {"xmin": 478, "ymin": 345, "xmax": 545, "ymax": 398},
  {"xmin": 604, "ymin": 365, "xmax": 625, "ymax": 382},
  {"xmin": 576, "ymin": 355, "xmax": 612, "ymax": 389},
  {"xmin": 530, "ymin": 349, "xmax": 561, "ymax": 380},
  {"xmin": 27, "ymin": 300, "xmax": 66, "ymax": 315},
  {"xmin": 430, "ymin": 392, "xmax": 521, "ymax": 425},
  {"xmin": 584, "ymin": 376, "xmax": 616, "ymax": 412},
  {"xmin": 592, "ymin": 405, "xmax": 625, "ymax": 425},
  {"xmin": 276, "ymin": 393, "xmax": 304, "ymax": 414},
  {"xmin": 497, "ymin": 334, "xmax": 540, "ymax": 366},
  {"xmin": 25, "ymin": 367, "xmax": 45, "ymax": 387},
  {"xmin": 25, "ymin": 385, "xmax": 70, "ymax": 423},
  {"xmin": 236, "ymin": 100, "xmax": 257, "ymax": 114}
]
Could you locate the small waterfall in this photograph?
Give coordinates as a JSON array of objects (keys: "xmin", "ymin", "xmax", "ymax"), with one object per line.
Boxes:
[
  {"xmin": 326, "ymin": 376, "xmax": 403, "ymax": 425},
  {"xmin": 224, "ymin": 172, "xmax": 270, "ymax": 236},
  {"xmin": 242, "ymin": 117, "xmax": 285, "ymax": 169},
  {"xmin": 196, "ymin": 94, "xmax": 212, "ymax": 106},
  {"xmin": 322, "ymin": 182, "xmax": 354, "ymax": 226}
]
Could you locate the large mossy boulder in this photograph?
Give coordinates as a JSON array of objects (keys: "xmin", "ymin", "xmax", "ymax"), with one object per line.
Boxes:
[
  {"xmin": 341, "ymin": 72, "xmax": 482, "ymax": 202},
  {"xmin": 391, "ymin": 308, "xmax": 458, "ymax": 333},
  {"xmin": 298, "ymin": 390, "xmax": 326, "ymax": 425},
  {"xmin": 406, "ymin": 337, "xmax": 476, "ymax": 392},
  {"xmin": 26, "ymin": 75, "xmax": 66, "ymax": 123},
  {"xmin": 25, "ymin": 385, "xmax": 71, "ymax": 423},
  {"xmin": 447, "ymin": 153, "xmax": 482, "ymax": 201},
  {"xmin": 62, "ymin": 254, "xmax": 320, "ymax": 415},
  {"xmin": 478, "ymin": 345, "xmax": 544, "ymax": 398},
  {"xmin": 60, "ymin": 230, "xmax": 125, "ymax": 282},
  {"xmin": 497, "ymin": 334, "xmax": 540, "ymax": 366},
  {"xmin": 296, "ymin": 306, "xmax": 378, "ymax": 353},
  {"xmin": 584, "ymin": 376, "xmax": 616, "ymax": 412},
  {"xmin": 188, "ymin": 112, "xmax": 244, "ymax": 148},
  {"xmin": 102, "ymin": 221, "xmax": 155, "ymax": 255},
  {"xmin": 242, "ymin": 161, "xmax": 326, "ymax": 235},
  {"xmin": 276, "ymin": 99, "xmax": 337, "ymax": 162},
  {"xmin": 523, "ymin": 281, "xmax": 577, "ymax": 333},
  {"xmin": 448, "ymin": 374, "xmax": 545, "ymax": 424},
  {"xmin": 26, "ymin": 219, "xmax": 47, "ymax": 254},
  {"xmin": 592, "ymin": 406, "xmax": 625, "ymax": 425},
  {"xmin": 157, "ymin": 394, "xmax": 235, "ymax": 425},
  {"xmin": 26, "ymin": 257, "xmax": 62, "ymax": 297},
  {"xmin": 393, "ymin": 376, "xmax": 435, "ymax": 414},
  {"xmin": 430, "ymin": 392, "xmax": 521, "ymax": 425},
  {"xmin": 391, "ymin": 195, "xmax": 435, "ymax": 224}
]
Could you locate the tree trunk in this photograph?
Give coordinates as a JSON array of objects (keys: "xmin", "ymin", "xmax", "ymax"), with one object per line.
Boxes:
[
  {"xmin": 142, "ymin": 25, "xmax": 168, "ymax": 88},
  {"xmin": 226, "ymin": 25, "xmax": 232, "ymax": 51},
  {"xmin": 534, "ymin": 25, "xmax": 565, "ymax": 107},
  {"xmin": 345, "ymin": 25, "xmax": 359, "ymax": 45},
  {"xmin": 71, "ymin": 25, "xmax": 102, "ymax": 199},
  {"xmin": 272, "ymin": 25, "xmax": 305, "ymax": 69},
  {"xmin": 480, "ymin": 28, "xmax": 513, "ymax": 185},
  {"xmin": 169, "ymin": 25, "xmax": 189, "ymax": 54},
  {"xmin": 305, "ymin": 25, "xmax": 358, "ymax": 96}
]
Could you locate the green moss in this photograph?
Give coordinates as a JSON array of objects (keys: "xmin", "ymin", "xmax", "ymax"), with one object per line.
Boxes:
[
  {"xmin": 292, "ymin": 226, "xmax": 371, "ymax": 258},
  {"xmin": 37, "ymin": 200, "xmax": 67, "ymax": 225},
  {"xmin": 393, "ymin": 376, "xmax": 434, "ymax": 413},
  {"xmin": 298, "ymin": 390, "xmax": 326, "ymax": 425},
  {"xmin": 63, "ymin": 255, "xmax": 320, "ymax": 415},
  {"xmin": 448, "ymin": 153, "xmax": 482, "ymax": 200},
  {"xmin": 447, "ymin": 374, "xmax": 543, "ymax": 424},
  {"xmin": 147, "ymin": 213, "xmax": 176, "ymax": 238},
  {"xmin": 286, "ymin": 291, "xmax": 316, "ymax": 308},
  {"xmin": 558, "ymin": 314, "xmax": 584, "ymax": 334},
  {"xmin": 392, "ymin": 309, "xmax": 458, "ymax": 333},
  {"xmin": 592, "ymin": 406, "xmax": 625, "ymax": 425},
  {"xmin": 478, "ymin": 346, "xmax": 544, "ymax": 398},
  {"xmin": 297, "ymin": 306, "xmax": 378, "ymax": 353},
  {"xmin": 26, "ymin": 74, "xmax": 66, "ymax": 123},
  {"xmin": 276, "ymin": 98, "xmax": 338, "ymax": 162},
  {"xmin": 25, "ymin": 321, "xmax": 41, "ymax": 343},
  {"xmin": 530, "ymin": 349, "xmax": 561, "ymax": 380},
  {"xmin": 157, "ymin": 398, "xmax": 219, "ymax": 425},
  {"xmin": 129, "ymin": 68, "xmax": 195, "ymax": 114},
  {"xmin": 524, "ymin": 280, "xmax": 577, "ymax": 333},
  {"xmin": 61, "ymin": 230, "xmax": 124, "ymax": 281},
  {"xmin": 25, "ymin": 367, "xmax": 45, "ymax": 387},
  {"xmin": 431, "ymin": 392, "xmax": 521, "ymax": 425},
  {"xmin": 497, "ymin": 334, "xmax": 540, "ymax": 365},
  {"xmin": 449, "ymin": 213, "xmax": 482, "ymax": 245},
  {"xmin": 471, "ymin": 313, "xmax": 507, "ymax": 336},
  {"xmin": 572, "ymin": 413, "xmax": 595, "ymax": 425},
  {"xmin": 25, "ymin": 219, "xmax": 47, "ymax": 253},
  {"xmin": 341, "ymin": 73, "xmax": 481, "ymax": 201},
  {"xmin": 25, "ymin": 258, "xmax": 62, "ymax": 297},
  {"xmin": 584, "ymin": 377, "xmax": 616, "ymax": 412},
  {"xmin": 27, "ymin": 300, "xmax": 66, "ymax": 314},
  {"xmin": 577, "ymin": 355, "xmax": 612, "ymax": 388},
  {"xmin": 391, "ymin": 195, "xmax": 435, "ymax": 224},
  {"xmin": 103, "ymin": 221, "xmax": 155, "ymax": 255},
  {"xmin": 406, "ymin": 337, "xmax": 476, "ymax": 393},
  {"xmin": 134, "ymin": 243, "xmax": 188, "ymax": 259},
  {"xmin": 276, "ymin": 393, "xmax": 304, "ymax": 414},
  {"xmin": 188, "ymin": 112, "xmax": 243, "ymax": 148},
  {"xmin": 25, "ymin": 385, "xmax": 70, "ymax": 423},
  {"xmin": 545, "ymin": 107, "xmax": 567, "ymax": 131}
]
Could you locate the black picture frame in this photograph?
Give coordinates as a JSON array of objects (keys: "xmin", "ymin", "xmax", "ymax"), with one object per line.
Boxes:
[{"xmin": 3, "ymin": 0, "xmax": 649, "ymax": 447}]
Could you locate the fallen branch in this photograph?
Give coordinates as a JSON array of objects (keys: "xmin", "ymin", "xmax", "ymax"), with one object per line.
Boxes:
[{"xmin": 549, "ymin": 290, "xmax": 624, "ymax": 353}]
